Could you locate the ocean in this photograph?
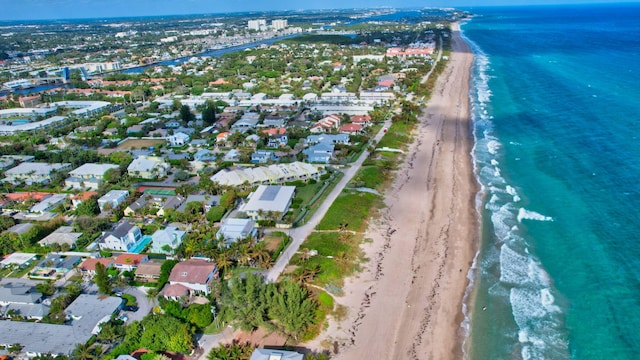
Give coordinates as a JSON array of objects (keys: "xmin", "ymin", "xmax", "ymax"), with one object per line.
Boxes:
[{"xmin": 461, "ymin": 4, "xmax": 640, "ymax": 359}]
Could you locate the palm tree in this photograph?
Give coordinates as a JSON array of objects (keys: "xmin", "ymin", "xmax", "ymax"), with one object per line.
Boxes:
[
  {"xmin": 250, "ymin": 242, "xmax": 271, "ymax": 268},
  {"xmin": 71, "ymin": 343, "xmax": 95, "ymax": 360}
]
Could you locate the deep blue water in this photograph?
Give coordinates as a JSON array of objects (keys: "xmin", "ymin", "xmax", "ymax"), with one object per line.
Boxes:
[{"xmin": 462, "ymin": 4, "xmax": 640, "ymax": 359}]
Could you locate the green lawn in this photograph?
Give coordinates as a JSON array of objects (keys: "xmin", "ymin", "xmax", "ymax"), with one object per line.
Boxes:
[
  {"xmin": 290, "ymin": 232, "xmax": 363, "ymax": 289},
  {"xmin": 316, "ymin": 191, "xmax": 381, "ymax": 232},
  {"xmin": 349, "ymin": 166, "xmax": 386, "ymax": 191},
  {"xmin": 376, "ymin": 121, "xmax": 414, "ymax": 150}
]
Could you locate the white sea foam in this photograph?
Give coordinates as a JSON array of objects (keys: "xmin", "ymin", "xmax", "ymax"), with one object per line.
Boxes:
[
  {"xmin": 491, "ymin": 159, "xmax": 499, "ymax": 166},
  {"xmin": 500, "ymin": 244, "xmax": 532, "ymax": 285},
  {"xmin": 517, "ymin": 208, "xmax": 554, "ymax": 222},
  {"xmin": 506, "ymin": 185, "xmax": 521, "ymax": 202},
  {"xmin": 487, "ymin": 140, "xmax": 501, "ymax": 155}
]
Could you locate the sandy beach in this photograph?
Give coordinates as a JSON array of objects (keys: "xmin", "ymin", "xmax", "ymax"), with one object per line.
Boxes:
[{"xmin": 311, "ymin": 24, "xmax": 479, "ymax": 359}]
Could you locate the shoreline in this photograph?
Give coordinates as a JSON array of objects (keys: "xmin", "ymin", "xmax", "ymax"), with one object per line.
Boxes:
[{"xmin": 308, "ymin": 22, "xmax": 479, "ymax": 359}]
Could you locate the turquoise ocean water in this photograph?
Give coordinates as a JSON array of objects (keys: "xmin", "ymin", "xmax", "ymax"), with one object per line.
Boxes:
[{"xmin": 460, "ymin": 4, "xmax": 640, "ymax": 359}]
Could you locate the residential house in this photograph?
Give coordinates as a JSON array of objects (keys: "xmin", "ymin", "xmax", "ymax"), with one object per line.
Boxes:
[
  {"xmin": 306, "ymin": 134, "xmax": 350, "ymax": 145},
  {"xmin": 351, "ymin": 115, "xmax": 372, "ymax": 127},
  {"xmin": 70, "ymin": 191, "xmax": 99, "ymax": 209},
  {"xmin": 309, "ymin": 114, "xmax": 341, "ymax": 133},
  {"xmin": 127, "ymin": 156, "xmax": 169, "ymax": 180},
  {"xmin": 3, "ymin": 162, "xmax": 72, "ymax": 185},
  {"xmin": 222, "ymin": 149, "xmax": 240, "ymax": 162},
  {"xmin": 165, "ymin": 120, "xmax": 181, "ymax": 128},
  {"xmin": 339, "ymin": 123, "xmax": 364, "ymax": 135},
  {"xmin": 249, "ymin": 349, "xmax": 304, "ymax": 360},
  {"xmin": 231, "ymin": 113, "xmax": 260, "ymax": 133},
  {"xmin": 0, "ymin": 283, "xmax": 49, "ymax": 320},
  {"xmin": 241, "ymin": 185, "xmax": 295, "ymax": 221},
  {"xmin": 216, "ymin": 131, "xmax": 231, "ymax": 144},
  {"xmin": 78, "ymin": 257, "xmax": 114, "ymax": 278},
  {"xmin": 29, "ymin": 194, "xmax": 68, "ymax": 214},
  {"xmin": 150, "ymin": 226, "xmax": 186, "ymax": 254},
  {"xmin": 303, "ymin": 142, "xmax": 334, "ymax": 164},
  {"xmin": 156, "ymin": 195, "xmax": 186, "ymax": 217},
  {"xmin": 177, "ymin": 194, "xmax": 221, "ymax": 212},
  {"xmin": 167, "ymin": 132, "xmax": 190, "ymax": 147},
  {"xmin": 32, "ymin": 254, "xmax": 81, "ymax": 279},
  {"xmin": 218, "ymin": 218, "xmax": 257, "ymax": 244},
  {"xmin": 0, "ymin": 252, "xmax": 37, "ymax": 269},
  {"xmin": 38, "ymin": 226, "xmax": 82, "ymax": 248},
  {"xmin": 65, "ymin": 163, "xmax": 119, "ymax": 190},
  {"xmin": 251, "ymin": 150, "xmax": 279, "ymax": 164},
  {"xmin": 98, "ymin": 221, "xmax": 143, "ymax": 252},
  {"xmin": 134, "ymin": 260, "xmax": 163, "ymax": 283},
  {"xmin": 162, "ymin": 259, "xmax": 218, "ymax": 297},
  {"xmin": 0, "ymin": 294, "xmax": 121, "ymax": 356},
  {"xmin": 267, "ymin": 134, "xmax": 289, "ymax": 148},
  {"xmin": 211, "ymin": 162, "xmax": 325, "ymax": 187},
  {"xmin": 193, "ymin": 149, "xmax": 217, "ymax": 162},
  {"xmin": 98, "ymin": 190, "xmax": 129, "ymax": 212},
  {"xmin": 113, "ymin": 253, "xmax": 149, "ymax": 271},
  {"xmin": 126, "ymin": 124, "xmax": 145, "ymax": 135}
]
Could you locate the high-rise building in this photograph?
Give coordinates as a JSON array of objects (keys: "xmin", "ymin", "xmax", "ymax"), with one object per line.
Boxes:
[
  {"xmin": 271, "ymin": 19, "xmax": 288, "ymax": 30},
  {"xmin": 247, "ymin": 19, "xmax": 267, "ymax": 31}
]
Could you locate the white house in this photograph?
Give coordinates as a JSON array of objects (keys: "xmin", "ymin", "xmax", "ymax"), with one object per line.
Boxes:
[
  {"xmin": 127, "ymin": 156, "xmax": 169, "ymax": 180},
  {"xmin": 218, "ymin": 218, "xmax": 257, "ymax": 244},
  {"xmin": 167, "ymin": 132, "xmax": 190, "ymax": 147},
  {"xmin": 150, "ymin": 226, "xmax": 186, "ymax": 254},
  {"xmin": 241, "ymin": 185, "xmax": 295, "ymax": 221},
  {"xmin": 65, "ymin": 163, "xmax": 119, "ymax": 190},
  {"xmin": 98, "ymin": 221, "xmax": 143, "ymax": 252},
  {"xmin": 3, "ymin": 162, "xmax": 72, "ymax": 185},
  {"xmin": 97, "ymin": 190, "xmax": 129, "ymax": 212}
]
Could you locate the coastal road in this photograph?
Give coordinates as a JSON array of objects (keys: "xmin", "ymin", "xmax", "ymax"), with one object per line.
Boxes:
[{"xmin": 265, "ymin": 117, "xmax": 392, "ymax": 283}]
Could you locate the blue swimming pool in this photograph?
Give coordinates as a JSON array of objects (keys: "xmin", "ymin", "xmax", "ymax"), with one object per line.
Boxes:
[{"xmin": 129, "ymin": 235, "xmax": 152, "ymax": 254}]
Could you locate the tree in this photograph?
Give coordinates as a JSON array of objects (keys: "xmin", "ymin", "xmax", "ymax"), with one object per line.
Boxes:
[
  {"xmin": 179, "ymin": 105, "xmax": 195, "ymax": 124},
  {"xmin": 157, "ymin": 259, "xmax": 179, "ymax": 289},
  {"xmin": 185, "ymin": 304, "xmax": 214, "ymax": 328},
  {"xmin": 206, "ymin": 341, "xmax": 254, "ymax": 360},
  {"xmin": 138, "ymin": 314, "xmax": 193, "ymax": 353},
  {"xmin": 103, "ymin": 168, "xmax": 122, "ymax": 184},
  {"xmin": 226, "ymin": 274, "xmax": 270, "ymax": 332},
  {"xmin": 36, "ymin": 281, "xmax": 56, "ymax": 297},
  {"xmin": 71, "ymin": 342, "xmax": 95, "ymax": 360},
  {"xmin": 206, "ymin": 206, "xmax": 226, "ymax": 223},
  {"xmin": 202, "ymin": 101, "xmax": 217, "ymax": 126},
  {"xmin": 75, "ymin": 196, "xmax": 100, "ymax": 217},
  {"xmin": 94, "ymin": 262, "xmax": 112, "ymax": 295},
  {"xmin": 267, "ymin": 281, "xmax": 318, "ymax": 341}
]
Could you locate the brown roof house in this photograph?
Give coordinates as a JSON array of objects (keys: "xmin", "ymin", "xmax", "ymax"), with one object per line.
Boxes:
[
  {"xmin": 134, "ymin": 260, "xmax": 163, "ymax": 283},
  {"xmin": 78, "ymin": 257, "xmax": 114, "ymax": 278},
  {"xmin": 161, "ymin": 259, "xmax": 218, "ymax": 298}
]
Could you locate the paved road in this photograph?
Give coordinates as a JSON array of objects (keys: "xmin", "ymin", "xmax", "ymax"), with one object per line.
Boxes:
[
  {"xmin": 265, "ymin": 118, "xmax": 392, "ymax": 282},
  {"xmin": 122, "ymin": 286, "xmax": 156, "ymax": 323}
]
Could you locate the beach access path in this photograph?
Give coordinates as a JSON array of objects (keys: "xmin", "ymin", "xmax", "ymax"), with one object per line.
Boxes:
[{"xmin": 315, "ymin": 23, "xmax": 479, "ymax": 360}]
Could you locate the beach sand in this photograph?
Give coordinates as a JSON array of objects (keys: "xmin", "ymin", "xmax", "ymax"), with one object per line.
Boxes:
[{"xmin": 310, "ymin": 24, "xmax": 478, "ymax": 359}]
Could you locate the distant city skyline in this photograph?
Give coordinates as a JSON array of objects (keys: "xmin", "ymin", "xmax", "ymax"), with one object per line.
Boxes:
[{"xmin": 1, "ymin": 0, "xmax": 636, "ymax": 21}]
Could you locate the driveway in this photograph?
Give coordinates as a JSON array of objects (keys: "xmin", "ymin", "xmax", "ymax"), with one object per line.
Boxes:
[{"xmin": 121, "ymin": 286, "xmax": 156, "ymax": 322}]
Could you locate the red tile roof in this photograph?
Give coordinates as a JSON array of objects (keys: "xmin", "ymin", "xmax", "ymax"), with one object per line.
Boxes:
[
  {"xmin": 114, "ymin": 253, "xmax": 148, "ymax": 266},
  {"xmin": 79, "ymin": 257, "xmax": 114, "ymax": 272}
]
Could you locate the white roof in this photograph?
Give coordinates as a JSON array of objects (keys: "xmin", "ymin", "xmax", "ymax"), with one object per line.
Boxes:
[
  {"xmin": 69, "ymin": 163, "xmax": 118, "ymax": 177},
  {"xmin": 5, "ymin": 162, "xmax": 70, "ymax": 176},
  {"xmin": 99, "ymin": 189, "xmax": 129, "ymax": 202},
  {"xmin": 0, "ymin": 252, "xmax": 37, "ymax": 267},
  {"xmin": 242, "ymin": 185, "xmax": 295, "ymax": 214},
  {"xmin": 128, "ymin": 156, "xmax": 168, "ymax": 172},
  {"xmin": 211, "ymin": 161, "xmax": 322, "ymax": 187}
]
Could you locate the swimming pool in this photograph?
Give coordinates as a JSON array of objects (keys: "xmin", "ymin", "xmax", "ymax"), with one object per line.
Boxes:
[{"xmin": 129, "ymin": 235, "xmax": 152, "ymax": 254}]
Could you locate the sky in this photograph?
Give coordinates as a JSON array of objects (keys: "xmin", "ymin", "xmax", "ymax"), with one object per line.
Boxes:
[{"xmin": 0, "ymin": 0, "xmax": 637, "ymax": 21}]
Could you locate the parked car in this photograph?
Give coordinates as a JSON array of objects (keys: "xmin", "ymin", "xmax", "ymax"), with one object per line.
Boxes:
[{"xmin": 123, "ymin": 305, "xmax": 139, "ymax": 312}]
